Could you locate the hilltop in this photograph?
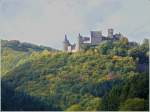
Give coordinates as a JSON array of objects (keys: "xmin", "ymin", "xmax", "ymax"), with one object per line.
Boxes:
[
  {"xmin": 1, "ymin": 38, "xmax": 149, "ymax": 111},
  {"xmin": 1, "ymin": 40, "xmax": 56, "ymax": 52},
  {"xmin": 1, "ymin": 40, "xmax": 57, "ymax": 75}
]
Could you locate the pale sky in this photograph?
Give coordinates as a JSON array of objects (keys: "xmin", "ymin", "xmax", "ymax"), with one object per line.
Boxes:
[{"xmin": 0, "ymin": 0, "xmax": 150, "ymax": 49}]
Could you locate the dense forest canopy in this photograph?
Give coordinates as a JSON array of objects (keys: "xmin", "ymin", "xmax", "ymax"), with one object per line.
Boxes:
[{"xmin": 1, "ymin": 38, "xmax": 149, "ymax": 111}]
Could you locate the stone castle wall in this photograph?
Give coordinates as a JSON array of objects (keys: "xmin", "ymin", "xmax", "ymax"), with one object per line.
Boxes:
[{"xmin": 63, "ymin": 29, "xmax": 122, "ymax": 52}]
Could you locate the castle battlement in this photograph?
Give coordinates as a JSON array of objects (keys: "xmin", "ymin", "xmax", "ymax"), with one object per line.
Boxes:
[{"xmin": 63, "ymin": 28, "xmax": 123, "ymax": 52}]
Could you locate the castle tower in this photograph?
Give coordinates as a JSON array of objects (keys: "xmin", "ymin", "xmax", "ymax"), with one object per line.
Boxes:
[
  {"xmin": 90, "ymin": 31, "xmax": 102, "ymax": 45},
  {"xmin": 108, "ymin": 28, "xmax": 114, "ymax": 38},
  {"xmin": 63, "ymin": 34, "xmax": 70, "ymax": 52},
  {"xmin": 91, "ymin": 31, "xmax": 102, "ymax": 38}
]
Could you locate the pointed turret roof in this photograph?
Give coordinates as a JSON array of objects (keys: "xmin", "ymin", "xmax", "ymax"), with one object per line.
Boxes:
[
  {"xmin": 78, "ymin": 33, "xmax": 81, "ymax": 37},
  {"xmin": 64, "ymin": 34, "xmax": 68, "ymax": 42},
  {"xmin": 64, "ymin": 34, "xmax": 71, "ymax": 46}
]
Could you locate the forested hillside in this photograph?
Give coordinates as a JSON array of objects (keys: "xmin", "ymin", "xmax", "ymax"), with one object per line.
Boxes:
[
  {"xmin": 1, "ymin": 40, "xmax": 56, "ymax": 75},
  {"xmin": 1, "ymin": 38, "xmax": 149, "ymax": 111}
]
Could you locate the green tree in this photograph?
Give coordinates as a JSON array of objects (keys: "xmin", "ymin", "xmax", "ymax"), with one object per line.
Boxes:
[
  {"xmin": 66, "ymin": 104, "xmax": 81, "ymax": 111},
  {"xmin": 97, "ymin": 41, "xmax": 112, "ymax": 55},
  {"xmin": 102, "ymin": 85, "xmax": 122, "ymax": 111},
  {"xmin": 80, "ymin": 96, "xmax": 102, "ymax": 111},
  {"xmin": 119, "ymin": 98, "xmax": 145, "ymax": 111}
]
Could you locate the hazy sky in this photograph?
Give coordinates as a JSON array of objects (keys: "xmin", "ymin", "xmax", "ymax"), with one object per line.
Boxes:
[{"xmin": 0, "ymin": 0, "xmax": 150, "ymax": 49}]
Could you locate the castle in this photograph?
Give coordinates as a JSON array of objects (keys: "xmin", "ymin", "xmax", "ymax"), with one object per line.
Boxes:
[{"xmin": 63, "ymin": 28, "xmax": 123, "ymax": 52}]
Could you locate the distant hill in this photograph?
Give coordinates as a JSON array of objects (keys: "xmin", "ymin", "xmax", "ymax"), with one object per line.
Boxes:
[
  {"xmin": 1, "ymin": 38, "xmax": 149, "ymax": 111},
  {"xmin": 1, "ymin": 40, "xmax": 57, "ymax": 52},
  {"xmin": 1, "ymin": 40, "xmax": 57, "ymax": 75}
]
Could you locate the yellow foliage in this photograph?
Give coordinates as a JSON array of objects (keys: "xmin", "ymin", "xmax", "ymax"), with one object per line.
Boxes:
[
  {"xmin": 41, "ymin": 50, "xmax": 51, "ymax": 57},
  {"xmin": 112, "ymin": 55, "xmax": 122, "ymax": 61},
  {"xmin": 120, "ymin": 37, "xmax": 128, "ymax": 44}
]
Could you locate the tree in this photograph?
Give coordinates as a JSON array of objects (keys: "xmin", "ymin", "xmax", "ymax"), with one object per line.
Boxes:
[
  {"xmin": 102, "ymin": 85, "xmax": 122, "ymax": 111},
  {"xmin": 97, "ymin": 41, "xmax": 112, "ymax": 55},
  {"xmin": 120, "ymin": 37, "xmax": 128, "ymax": 45},
  {"xmin": 66, "ymin": 104, "xmax": 81, "ymax": 111},
  {"xmin": 128, "ymin": 39, "xmax": 149, "ymax": 64},
  {"xmin": 80, "ymin": 96, "xmax": 102, "ymax": 111},
  {"xmin": 119, "ymin": 98, "xmax": 145, "ymax": 111}
]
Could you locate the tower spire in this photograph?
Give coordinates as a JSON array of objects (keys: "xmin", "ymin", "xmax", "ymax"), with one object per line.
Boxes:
[
  {"xmin": 78, "ymin": 33, "xmax": 81, "ymax": 37},
  {"xmin": 64, "ymin": 34, "xmax": 68, "ymax": 41}
]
